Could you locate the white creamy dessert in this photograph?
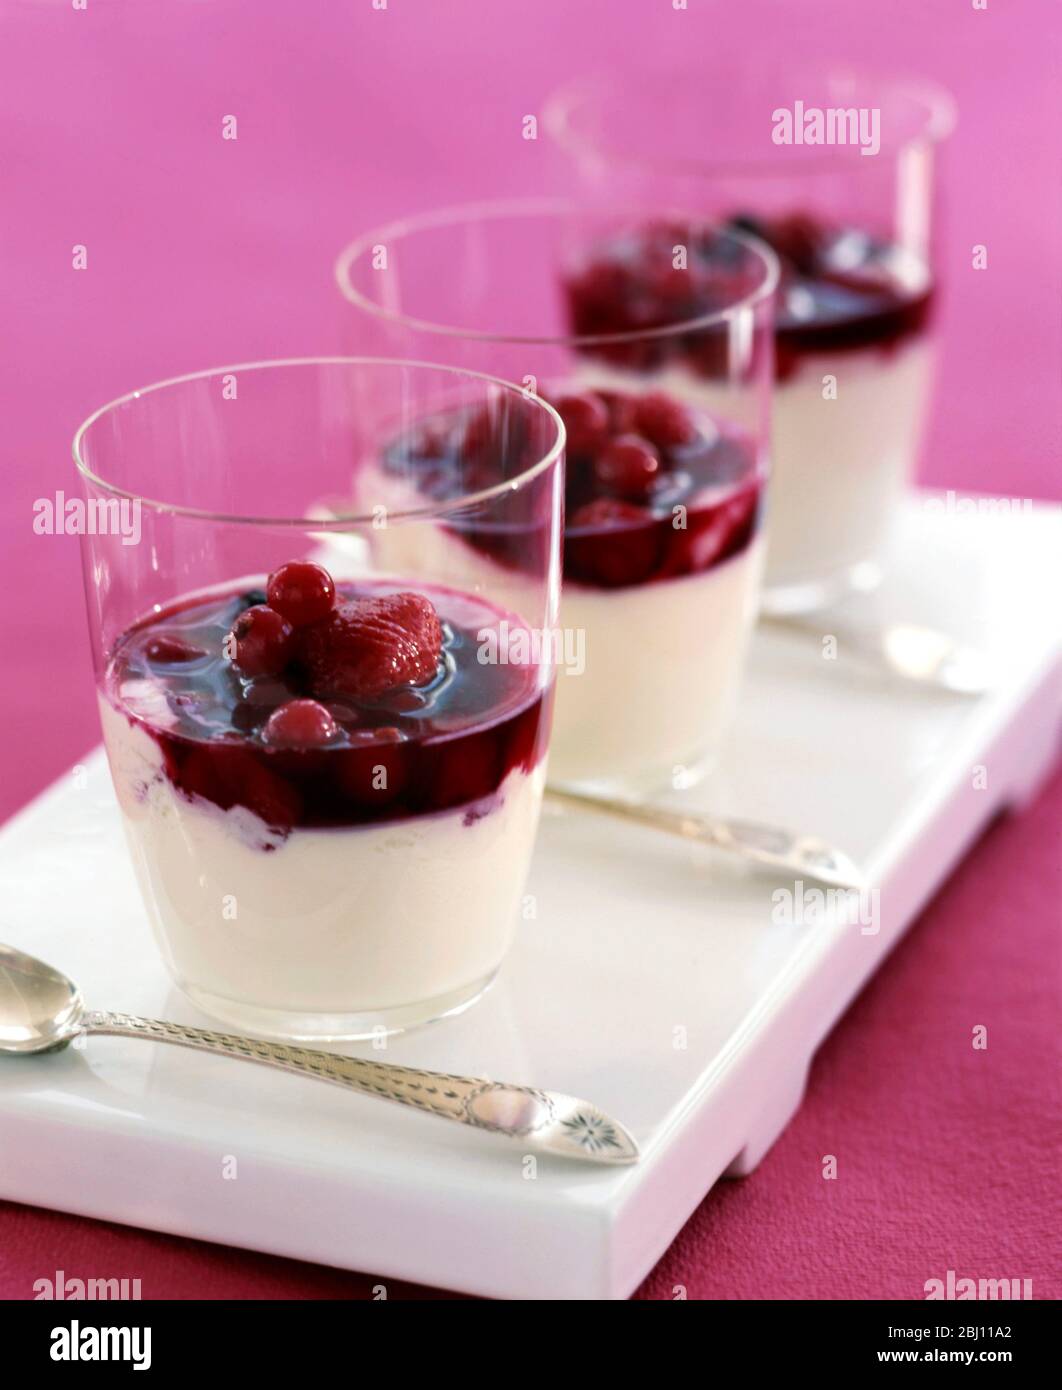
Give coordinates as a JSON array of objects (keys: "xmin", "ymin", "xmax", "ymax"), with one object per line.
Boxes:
[
  {"xmin": 551, "ymin": 537, "xmax": 764, "ymax": 789},
  {"xmin": 100, "ymin": 696, "xmax": 543, "ymax": 1026},
  {"xmin": 762, "ymin": 340, "xmax": 934, "ymax": 602},
  {"xmin": 97, "ymin": 565, "xmax": 551, "ymax": 1038}
]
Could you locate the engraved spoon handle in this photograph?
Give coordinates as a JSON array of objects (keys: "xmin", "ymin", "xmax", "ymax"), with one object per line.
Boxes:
[
  {"xmin": 547, "ymin": 790, "xmax": 865, "ymax": 890},
  {"xmin": 79, "ymin": 1011, "xmax": 638, "ymax": 1165}
]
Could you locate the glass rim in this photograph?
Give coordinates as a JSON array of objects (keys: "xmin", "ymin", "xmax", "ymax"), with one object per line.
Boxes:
[
  {"xmin": 334, "ymin": 195, "xmax": 780, "ymax": 345},
  {"xmin": 545, "ymin": 66, "xmax": 957, "ymax": 177},
  {"xmin": 72, "ymin": 355, "xmax": 566, "ymax": 529}
]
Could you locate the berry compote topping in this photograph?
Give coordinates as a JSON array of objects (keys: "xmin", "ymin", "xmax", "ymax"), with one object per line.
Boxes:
[
  {"xmin": 388, "ymin": 387, "xmax": 763, "ymax": 590},
  {"xmin": 107, "ymin": 563, "xmax": 549, "ymax": 835},
  {"xmin": 380, "ymin": 395, "xmax": 554, "ymax": 577},
  {"xmin": 563, "ymin": 216, "xmax": 932, "ymax": 382},
  {"xmin": 560, "ymin": 389, "xmax": 762, "ymax": 588}
]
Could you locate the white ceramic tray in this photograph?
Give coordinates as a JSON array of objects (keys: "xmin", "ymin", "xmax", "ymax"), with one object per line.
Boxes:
[{"xmin": 1, "ymin": 494, "xmax": 1059, "ymax": 1300}]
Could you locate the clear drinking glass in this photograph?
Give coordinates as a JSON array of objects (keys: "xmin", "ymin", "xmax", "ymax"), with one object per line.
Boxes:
[
  {"xmin": 547, "ymin": 65, "xmax": 955, "ymax": 613},
  {"xmin": 74, "ymin": 358, "xmax": 564, "ymax": 1041},
  {"xmin": 336, "ymin": 199, "xmax": 777, "ymax": 794}
]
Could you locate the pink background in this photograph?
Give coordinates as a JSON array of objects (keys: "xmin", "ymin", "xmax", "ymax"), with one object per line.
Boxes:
[{"xmin": 1, "ymin": 0, "xmax": 1059, "ymax": 1299}]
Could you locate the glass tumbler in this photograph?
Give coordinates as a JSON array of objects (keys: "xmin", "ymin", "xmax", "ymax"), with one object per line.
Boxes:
[
  {"xmin": 336, "ymin": 199, "xmax": 776, "ymax": 794},
  {"xmin": 547, "ymin": 65, "xmax": 955, "ymax": 613},
  {"xmin": 75, "ymin": 358, "xmax": 564, "ymax": 1040}
]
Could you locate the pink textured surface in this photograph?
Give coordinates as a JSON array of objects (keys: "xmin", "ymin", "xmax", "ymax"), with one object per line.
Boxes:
[{"xmin": 1, "ymin": 0, "xmax": 1059, "ymax": 1299}]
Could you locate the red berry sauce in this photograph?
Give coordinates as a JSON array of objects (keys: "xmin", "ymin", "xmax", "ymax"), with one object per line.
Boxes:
[
  {"xmin": 563, "ymin": 216, "xmax": 932, "ymax": 383},
  {"xmin": 106, "ymin": 576, "xmax": 550, "ymax": 836},
  {"xmin": 388, "ymin": 387, "xmax": 764, "ymax": 591}
]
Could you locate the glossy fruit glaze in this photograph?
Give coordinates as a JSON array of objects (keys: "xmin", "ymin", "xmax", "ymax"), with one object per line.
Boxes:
[
  {"xmin": 386, "ymin": 386, "xmax": 764, "ymax": 590},
  {"xmin": 105, "ymin": 577, "xmax": 550, "ymax": 835},
  {"xmin": 563, "ymin": 215, "xmax": 932, "ymax": 382}
]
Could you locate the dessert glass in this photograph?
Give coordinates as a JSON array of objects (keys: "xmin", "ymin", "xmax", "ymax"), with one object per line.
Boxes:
[
  {"xmin": 74, "ymin": 358, "xmax": 564, "ymax": 1041},
  {"xmin": 336, "ymin": 199, "xmax": 776, "ymax": 794},
  {"xmin": 547, "ymin": 66, "xmax": 955, "ymax": 613}
]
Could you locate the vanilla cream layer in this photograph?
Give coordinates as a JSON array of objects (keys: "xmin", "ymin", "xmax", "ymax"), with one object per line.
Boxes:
[
  {"xmin": 100, "ymin": 696, "xmax": 544, "ymax": 1015},
  {"xmin": 764, "ymin": 341, "xmax": 934, "ymax": 590},
  {"xmin": 550, "ymin": 537, "xmax": 764, "ymax": 789}
]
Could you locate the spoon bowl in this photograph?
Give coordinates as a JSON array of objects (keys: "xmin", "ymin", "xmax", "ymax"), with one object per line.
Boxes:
[{"xmin": 0, "ymin": 944, "xmax": 84, "ymax": 1054}]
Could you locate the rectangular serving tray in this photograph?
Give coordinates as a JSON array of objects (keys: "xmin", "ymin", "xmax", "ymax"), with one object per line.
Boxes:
[{"xmin": 1, "ymin": 493, "xmax": 1059, "ymax": 1299}]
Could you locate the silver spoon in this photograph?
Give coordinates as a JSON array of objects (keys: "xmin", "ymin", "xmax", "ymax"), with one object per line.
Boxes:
[
  {"xmin": 0, "ymin": 944, "xmax": 638, "ymax": 1166},
  {"xmin": 546, "ymin": 789, "xmax": 866, "ymax": 891},
  {"xmin": 762, "ymin": 613, "xmax": 993, "ymax": 696}
]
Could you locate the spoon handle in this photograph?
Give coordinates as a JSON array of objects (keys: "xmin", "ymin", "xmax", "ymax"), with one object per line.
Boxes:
[
  {"xmin": 79, "ymin": 1011, "xmax": 638, "ymax": 1165},
  {"xmin": 546, "ymin": 790, "xmax": 866, "ymax": 890}
]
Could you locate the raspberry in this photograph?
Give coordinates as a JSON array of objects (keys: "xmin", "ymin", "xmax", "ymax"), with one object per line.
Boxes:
[
  {"xmin": 227, "ymin": 605, "xmax": 295, "ymax": 677},
  {"xmin": 266, "ymin": 561, "xmax": 336, "ymax": 628},
  {"xmin": 299, "ymin": 591, "xmax": 443, "ymax": 700}
]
